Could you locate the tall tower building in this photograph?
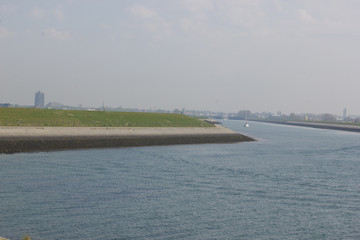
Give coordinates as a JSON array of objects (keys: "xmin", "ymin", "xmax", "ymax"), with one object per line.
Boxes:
[
  {"xmin": 34, "ymin": 91, "xmax": 45, "ymax": 107},
  {"xmin": 343, "ymin": 108, "xmax": 347, "ymax": 120}
]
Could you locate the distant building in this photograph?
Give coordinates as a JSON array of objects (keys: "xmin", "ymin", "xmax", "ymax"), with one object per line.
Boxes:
[
  {"xmin": 343, "ymin": 108, "xmax": 347, "ymax": 120},
  {"xmin": 34, "ymin": 91, "xmax": 45, "ymax": 107}
]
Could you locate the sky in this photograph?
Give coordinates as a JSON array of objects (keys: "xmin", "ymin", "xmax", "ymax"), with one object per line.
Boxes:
[{"xmin": 1, "ymin": 0, "xmax": 360, "ymax": 115}]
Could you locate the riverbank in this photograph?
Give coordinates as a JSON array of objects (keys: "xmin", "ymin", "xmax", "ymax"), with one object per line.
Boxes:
[
  {"xmin": 253, "ymin": 119, "xmax": 360, "ymax": 133},
  {"xmin": 0, "ymin": 126, "xmax": 255, "ymax": 154}
]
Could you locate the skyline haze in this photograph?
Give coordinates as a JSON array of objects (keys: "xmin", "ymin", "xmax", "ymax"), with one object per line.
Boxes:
[{"xmin": 1, "ymin": 0, "xmax": 359, "ymax": 115}]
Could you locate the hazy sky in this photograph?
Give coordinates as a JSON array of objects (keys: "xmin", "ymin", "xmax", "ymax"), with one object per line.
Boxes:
[{"xmin": 1, "ymin": 0, "xmax": 360, "ymax": 115}]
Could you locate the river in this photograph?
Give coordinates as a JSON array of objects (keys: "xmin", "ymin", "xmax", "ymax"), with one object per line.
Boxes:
[{"xmin": 1, "ymin": 121, "xmax": 359, "ymax": 239}]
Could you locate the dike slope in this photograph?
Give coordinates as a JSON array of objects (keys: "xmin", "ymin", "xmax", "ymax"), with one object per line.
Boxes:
[{"xmin": 0, "ymin": 126, "xmax": 255, "ymax": 154}]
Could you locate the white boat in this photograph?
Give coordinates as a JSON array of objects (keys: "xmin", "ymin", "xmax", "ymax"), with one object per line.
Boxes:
[{"xmin": 244, "ymin": 111, "xmax": 250, "ymax": 127}]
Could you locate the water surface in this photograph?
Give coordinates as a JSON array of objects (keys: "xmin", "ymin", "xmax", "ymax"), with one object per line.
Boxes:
[{"xmin": 1, "ymin": 121, "xmax": 360, "ymax": 239}]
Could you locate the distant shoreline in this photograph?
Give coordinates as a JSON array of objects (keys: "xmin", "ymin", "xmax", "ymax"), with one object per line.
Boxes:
[
  {"xmin": 252, "ymin": 120, "xmax": 360, "ymax": 133},
  {"xmin": 0, "ymin": 126, "xmax": 255, "ymax": 154}
]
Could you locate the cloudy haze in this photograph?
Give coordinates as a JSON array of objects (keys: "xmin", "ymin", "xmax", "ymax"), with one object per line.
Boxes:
[{"xmin": 1, "ymin": 0, "xmax": 360, "ymax": 115}]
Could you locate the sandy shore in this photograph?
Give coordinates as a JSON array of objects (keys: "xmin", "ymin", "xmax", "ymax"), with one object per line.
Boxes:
[
  {"xmin": 0, "ymin": 126, "xmax": 255, "ymax": 154},
  {"xmin": 0, "ymin": 125, "xmax": 239, "ymax": 137}
]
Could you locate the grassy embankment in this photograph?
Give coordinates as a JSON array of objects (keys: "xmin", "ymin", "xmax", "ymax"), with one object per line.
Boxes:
[{"xmin": 0, "ymin": 108, "xmax": 213, "ymax": 127}]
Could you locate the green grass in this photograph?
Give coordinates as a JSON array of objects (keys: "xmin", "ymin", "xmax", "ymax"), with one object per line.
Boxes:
[{"xmin": 0, "ymin": 108, "xmax": 214, "ymax": 127}]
